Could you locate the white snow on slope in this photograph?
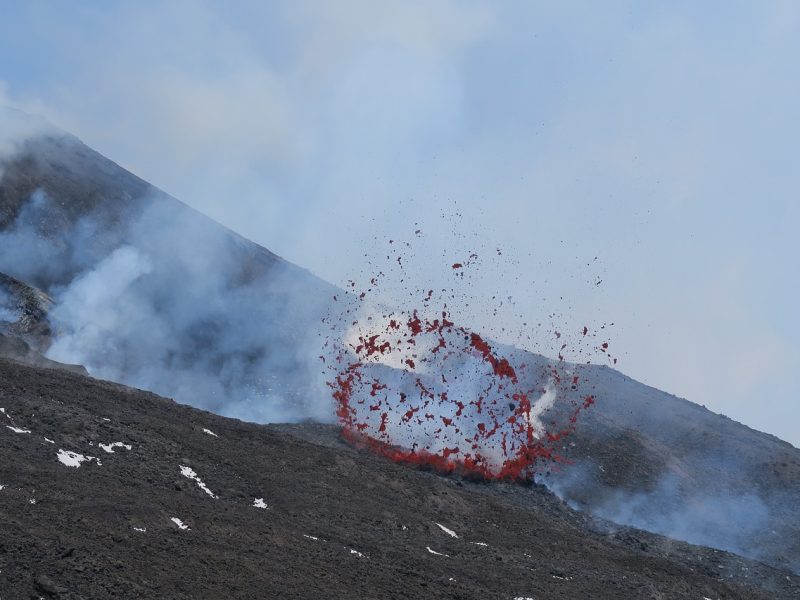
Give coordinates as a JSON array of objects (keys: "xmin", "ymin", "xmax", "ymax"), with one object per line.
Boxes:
[
  {"xmin": 303, "ymin": 534, "xmax": 319, "ymax": 541},
  {"xmin": 253, "ymin": 498, "xmax": 268, "ymax": 509},
  {"xmin": 426, "ymin": 546, "xmax": 449, "ymax": 557},
  {"xmin": 133, "ymin": 527, "xmax": 147, "ymax": 533},
  {"xmin": 179, "ymin": 465, "xmax": 217, "ymax": 498},
  {"xmin": 434, "ymin": 522, "xmax": 458, "ymax": 538},
  {"xmin": 349, "ymin": 548, "xmax": 364, "ymax": 558},
  {"xmin": 171, "ymin": 517, "xmax": 190, "ymax": 530},
  {"xmin": 57, "ymin": 449, "xmax": 101, "ymax": 467},
  {"xmin": 6, "ymin": 426, "xmax": 31, "ymax": 434},
  {"xmin": 99, "ymin": 442, "xmax": 132, "ymax": 453},
  {"xmin": 3, "ymin": 410, "xmax": 32, "ymax": 433},
  {"xmin": 202, "ymin": 428, "xmax": 218, "ymax": 437},
  {"xmin": 44, "ymin": 437, "xmax": 54, "ymax": 444}
]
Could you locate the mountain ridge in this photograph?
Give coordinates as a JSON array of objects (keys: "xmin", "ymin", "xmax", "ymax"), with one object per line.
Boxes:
[{"xmin": 1, "ymin": 112, "xmax": 797, "ymax": 582}]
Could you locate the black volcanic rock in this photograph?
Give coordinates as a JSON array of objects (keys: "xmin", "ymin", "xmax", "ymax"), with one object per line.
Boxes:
[
  {"xmin": 0, "ymin": 272, "xmax": 85, "ymax": 373},
  {"xmin": 0, "ymin": 271, "xmax": 53, "ymax": 347},
  {"xmin": 0, "ymin": 332, "xmax": 87, "ymax": 376},
  {"xmin": 1, "ymin": 358, "xmax": 797, "ymax": 599}
]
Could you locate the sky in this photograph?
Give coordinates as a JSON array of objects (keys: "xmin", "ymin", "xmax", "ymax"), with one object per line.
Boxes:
[{"xmin": 1, "ymin": 1, "xmax": 798, "ymax": 446}]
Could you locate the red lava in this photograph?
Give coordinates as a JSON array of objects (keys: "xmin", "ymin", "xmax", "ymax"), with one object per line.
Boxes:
[
  {"xmin": 325, "ymin": 301, "xmax": 598, "ymax": 482},
  {"xmin": 322, "ymin": 231, "xmax": 612, "ymax": 482}
]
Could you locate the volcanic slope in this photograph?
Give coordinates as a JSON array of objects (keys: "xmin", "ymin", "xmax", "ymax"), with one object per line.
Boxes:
[
  {"xmin": 1, "ymin": 111, "xmax": 798, "ymax": 577},
  {"xmin": 1, "ymin": 358, "xmax": 797, "ymax": 600},
  {"xmin": 539, "ymin": 361, "xmax": 800, "ymax": 575},
  {"xmin": 0, "ymin": 116, "xmax": 339, "ymax": 420}
]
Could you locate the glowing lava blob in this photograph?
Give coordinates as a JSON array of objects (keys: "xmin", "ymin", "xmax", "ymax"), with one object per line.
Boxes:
[{"xmin": 326, "ymin": 307, "xmax": 596, "ymax": 481}]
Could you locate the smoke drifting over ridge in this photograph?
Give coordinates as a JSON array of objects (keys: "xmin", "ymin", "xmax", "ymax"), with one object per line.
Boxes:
[
  {"xmin": 545, "ymin": 464, "xmax": 776, "ymax": 564},
  {"xmin": 1, "ymin": 116, "xmax": 798, "ymax": 576},
  {"xmin": 0, "ymin": 108, "xmax": 53, "ymax": 159},
  {"xmin": 0, "ymin": 125, "xmax": 338, "ymax": 424}
]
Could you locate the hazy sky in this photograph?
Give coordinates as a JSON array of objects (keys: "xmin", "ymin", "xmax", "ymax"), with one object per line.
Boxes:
[{"xmin": 1, "ymin": 1, "xmax": 798, "ymax": 446}]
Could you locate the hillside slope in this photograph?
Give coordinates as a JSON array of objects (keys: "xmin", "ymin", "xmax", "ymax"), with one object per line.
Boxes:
[
  {"xmin": 544, "ymin": 362, "xmax": 800, "ymax": 574},
  {"xmin": 1, "ymin": 358, "xmax": 796, "ymax": 599},
  {"xmin": 1, "ymin": 127, "xmax": 338, "ymax": 422},
  {"xmin": 1, "ymin": 112, "xmax": 797, "ymax": 576}
]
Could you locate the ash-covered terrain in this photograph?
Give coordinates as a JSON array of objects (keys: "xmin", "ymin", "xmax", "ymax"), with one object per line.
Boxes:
[
  {"xmin": 1, "ymin": 108, "xmax": 799, "ymax": 597},
  {"xmin": 1, "ymin": 358, "xmax": 797, "ymax": 599}
]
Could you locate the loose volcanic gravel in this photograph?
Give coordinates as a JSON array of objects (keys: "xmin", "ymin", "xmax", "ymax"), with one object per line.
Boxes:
[{"xmin": 1, "ymin": 358, "xmax": 796, "ymax": 599}]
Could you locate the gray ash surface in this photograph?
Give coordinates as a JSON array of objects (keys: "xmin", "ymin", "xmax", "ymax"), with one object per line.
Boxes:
[{"xmin": 1, "ymin": 358, "xmax": 796, "ymax": 599}]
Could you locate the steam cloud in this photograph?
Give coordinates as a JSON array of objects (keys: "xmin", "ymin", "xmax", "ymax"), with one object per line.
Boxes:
[
  {"xmin": 544, "ymin": 467, "xmax": 778, "ymax": 564},
  {"xmin": 0, "ymin": 107, "xmax": 54, "ymax": 160},
  {"xmin": 0, "ymin": 145, "xmax": 337, "ymax": 423}
]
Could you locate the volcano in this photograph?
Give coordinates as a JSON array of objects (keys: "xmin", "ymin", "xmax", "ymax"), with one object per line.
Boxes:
[
  {"xmin": 2, "ymin": 357, "xmax": 797, "ymax": 599},
  {"xmin": 1, "ymin": 109, "xmax": 798, "ymax": 597}
]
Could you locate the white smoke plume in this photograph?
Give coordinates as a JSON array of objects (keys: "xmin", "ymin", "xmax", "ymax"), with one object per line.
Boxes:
[
  {"xmin": 0, "ymin": 107, "xmax": 55, "ymax": 160},
  {"xmin": 0, "ymin": 129, "xmax": 339, "ymax": 423}
]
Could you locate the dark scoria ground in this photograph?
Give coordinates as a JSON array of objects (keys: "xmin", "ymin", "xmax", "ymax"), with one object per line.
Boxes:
[
  {"xmin": 1, "ymin": 358, "xmax": 797, "ymax": 599},
  {"xmin": 3, "ymin": 115, "xmax": 799, "ymax": 577}
]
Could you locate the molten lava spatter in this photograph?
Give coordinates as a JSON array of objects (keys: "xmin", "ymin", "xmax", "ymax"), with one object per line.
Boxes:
[
  {"xmin": 322, "ymin": 229, "xmax": 612, "ymax": 481},
  {"xmin": 326, "ymin": 306, "xmax": 602, "ymax": 481}
]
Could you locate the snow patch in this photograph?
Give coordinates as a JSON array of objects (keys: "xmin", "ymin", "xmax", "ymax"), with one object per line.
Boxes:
[
  {"xmin": 348, "ymin": 548, "xmax": 364, "ymax": 558},
  {"xmin": 472, "ymin": 542, "xmax": 488, "ymax": 547},
  {"xmin": 179, "ymin": 465, "xmax": 217, "ymax": 498},
  {"xmin": 99, "ymin": 442, "xmax": 132, "ymax": 453},
  {"xmin": 253, "ymin": 498, "xmax": 268, "ymax": 509},
  {"xmin": 426, "ymin": 546, "xmax": 449, "ymax": 557},
  {"xmin": 43, "ymin": 437, "xmax": 55, "ymax": 444},
  {"xmin": 171, "ymin": 517, "xmax": 190, "ymax": 530},
  {"xmin": 202, "ymin": 428, "xmax": 218, "ymax": 437},
  {"xmin": 133, "ymin": 527, "xmax": 146, "ymax": 532},
  {"xmin": 6, "ymin": 426, "xmax": 31, "ymax": 434},
  {"xmin": 56, "ymin": 449, "xmax": 101, "ymax": 468},
  {"xmin": 303, "ymin": 534, "xmax": 319, "ymax": 541},
  {"xmin": 434, "ymin": 522, "xmax": 458, "ymax": 538}
]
